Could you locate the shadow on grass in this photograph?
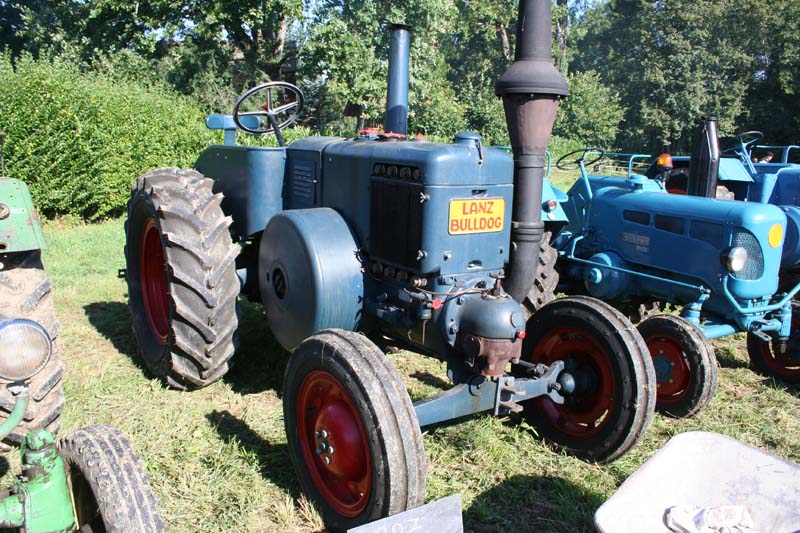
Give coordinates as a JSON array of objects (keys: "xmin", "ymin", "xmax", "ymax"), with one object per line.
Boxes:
[
  {"xmin": 759, "ymin": 376, "xmax": 800, "ymax": 396},
  {"xmin": 206, "ymin": 409, "xmax": 300, "ymax": 497},
  {"xmin": 83, "ymin": 301, "xmax": 153, "ymax": 379},
  {"xmin": 409, "ymin": 371, "xmax": 451, "ymax": 391},
  {"xmin": 84, "ymin": 300, "xmax": 290, "ymax": 395},
  {"xmin": 713, "ymin": 345, "xmax": 750, "ymax": 370},
  {"xmin": 465, "ymin": 474, "xmax": 601, "ymax": 532}
]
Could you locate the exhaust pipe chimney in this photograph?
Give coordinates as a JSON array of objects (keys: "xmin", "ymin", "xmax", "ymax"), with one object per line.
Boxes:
[
  {"xmin": 687, "ymin": 116, "xmax": 720, "ymax": 198},
  {"xmin": 385, "ymin": 24, "xmax": 412, "ymax": 135},
  {"xmin": 497, "ymin": 0, "xmax": 569, "ymax": 302}
]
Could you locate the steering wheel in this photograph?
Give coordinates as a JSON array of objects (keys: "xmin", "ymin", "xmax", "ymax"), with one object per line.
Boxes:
[
  {"xmin": 232, "ymin": 81, "xmax": 304, "ymax": 138},
  {"xmin": 556, "ymin": 148, "xmax": 605, "ymax": 171},
  {"xmin": 722, "ymin": 130, "xmax": 764, "ymax": 156}
]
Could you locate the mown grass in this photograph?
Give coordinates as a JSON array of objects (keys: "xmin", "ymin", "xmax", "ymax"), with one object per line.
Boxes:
[{"xmin": 41, "ymin": 218, "xmax": 800, "ymax": 532}]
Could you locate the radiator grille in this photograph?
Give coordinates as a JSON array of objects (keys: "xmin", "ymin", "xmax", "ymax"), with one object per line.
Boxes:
[
  {"xmin": 369, "ymin": 180, "xmax": 424, "ymax": 269},
  {"xmin": 731, "ymin": 229, "xmax": 764, "ymax": 280}
]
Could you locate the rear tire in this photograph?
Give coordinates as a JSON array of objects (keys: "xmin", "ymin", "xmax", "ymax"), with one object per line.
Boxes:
[
  {"xmin": 638, "ymin": 315, "xmax": 718, "ymax": 417},
  {"xmin": 746, "ymin": 301, "xmax": 800, "ymax": 383},
  {"xmin": 125, "ymin": 168, "xmax": 240, "ymax": 390},
  {"xmin": 0, "ymin": 251, "xmax": 64, "ymax": 447},
  {"xmin": 522, "ymin": 231, "xmax": 559, "ymax": 317},
  {"xmin": 283, "ymin": 330, "xmax": 426, "ymax": 532},
  {"xmin": 57, "ymin": 425, "xmax": 165, "ymax": 532},
  {"xmin": 519, "ymin": 296, "xmax": 656, "ymax": 463}
]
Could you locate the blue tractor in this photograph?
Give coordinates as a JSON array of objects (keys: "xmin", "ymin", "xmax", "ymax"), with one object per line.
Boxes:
[
  {"xmin": 121, "ymin": 2, "xmax": 656, "ymax": 530},
  {"xmin": 542, "ymin": 116, "xmax": 799, "ymax": 418},
  {"xmin": 645, "ymin": 123, "xmax": 800, "ymax": 383}
]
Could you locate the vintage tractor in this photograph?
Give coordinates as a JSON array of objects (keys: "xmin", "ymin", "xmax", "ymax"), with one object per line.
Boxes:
[
  {"xmin": 545, "ymin": 117, "xmax": 799, "ymax": 419},
  {"xmin": 645, "ymin": 122, "xmax": 800, "ymax": 383},
  {"xmin": 123, "ymin": 1, "xmax": 656, "ymax": 530},
  {"xmin": 0, "ymin": 317, "xmax": 164, "ymax": 532},
  {"xmin": 0, "ymin": 131, "xmax": 64, "ymax": 446}
]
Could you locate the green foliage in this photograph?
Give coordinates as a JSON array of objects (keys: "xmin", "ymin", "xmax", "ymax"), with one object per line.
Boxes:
[
  {"xmin": 0, "ymin": 53, "xmax": 214, "ymax": 219},
  {"xmin": 554, "ymin": 70, "xmax": 623, "ymax": 147}
]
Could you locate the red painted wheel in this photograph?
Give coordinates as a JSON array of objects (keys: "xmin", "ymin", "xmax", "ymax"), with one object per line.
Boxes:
[
  {"xmin": 139, "ymin": 218, "xmax": 169, "ymax": 343},
  {"xmin": 518, "ymin": 296, "xmax": 656, "ymax": 463},
  {"xmin": 747, "ymin": 302, "xmax": 800, "ymax": 384},
  {"xmin": 284, "ymin": 330, "xmax": 425, "ymax": 531},
  {"xmin": 638, "ymin": 315, "xmax": 717, "ymax": 418},
  {"xmin": 296, "ymin": 371, "xmax": 372, "ymax": 517}
]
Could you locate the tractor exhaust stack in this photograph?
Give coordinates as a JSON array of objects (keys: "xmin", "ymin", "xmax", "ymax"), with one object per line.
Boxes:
[
  {"xmin": 497, "ymin": 0, "xmax": 569, "ymax": 303},
  {"xmin": 385, "ymin": 24, "xmax": 411, "ymax": 135},
  {"xmin": 687, "ymin": 116, "xmax": 721, "ymax": 198}
]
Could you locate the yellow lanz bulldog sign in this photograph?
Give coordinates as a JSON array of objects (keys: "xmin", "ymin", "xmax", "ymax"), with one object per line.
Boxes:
[{"xmin": 448, "ymin": 198, "xmax": 505, "ymax": 235}]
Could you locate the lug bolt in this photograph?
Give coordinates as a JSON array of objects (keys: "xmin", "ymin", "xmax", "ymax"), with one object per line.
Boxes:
[
  {"xmin": 327, "ymin": 445, "xmax": 335, "ymax": 455},
  {"xmin": 315, "ymin": 429, "xmax": 328, "ymax": 439},
  {"xmin": 324, "ymin": 457, "xmax": 331, "ymax": 464}
]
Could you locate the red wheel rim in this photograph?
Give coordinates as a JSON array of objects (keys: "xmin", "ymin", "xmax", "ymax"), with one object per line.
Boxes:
[
  {"xmin": 645, "ymin": 335, "xmax": 691, "ymax": 403},
  {"xmin": 526, "ymin": 327, "xmax": 615, "ymax": 438},
  {"xmin": 140, "ymin": 218, "xmax": 170, "ymax": 343},
  {"xmin": 755, "ymin": 312, "xmax": 800, "ymax": 379},
  {"xmin": 296, "ymin": 371, "xmax": 372, "ymax": 517}
]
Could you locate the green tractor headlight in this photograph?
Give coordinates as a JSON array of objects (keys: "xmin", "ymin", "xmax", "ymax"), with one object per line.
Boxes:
[
  {"xmin": 0, "ymin": 319, "xmax": 51, "ymax": 382},
  {"xmin": 722, "ymin": 246, "xmax": 749, "ymax": 273}
]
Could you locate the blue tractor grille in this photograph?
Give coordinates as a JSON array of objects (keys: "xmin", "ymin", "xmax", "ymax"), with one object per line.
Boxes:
[{"xmin": 731, "ymin": 229, "xmax": 764, "ymax": 280}]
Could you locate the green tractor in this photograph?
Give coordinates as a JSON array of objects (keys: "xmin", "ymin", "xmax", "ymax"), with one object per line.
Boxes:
[
  {"xmin": 0, "ymin": 131, "xmax": 63, "ymax": 447},
  {"xmin": 0, "ymin": 132, "xmax": 164, "ymax": 531}
]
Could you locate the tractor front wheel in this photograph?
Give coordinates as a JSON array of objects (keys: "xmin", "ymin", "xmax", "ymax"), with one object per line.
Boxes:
[
  {"xmin": 638, "ymin": 315, "xmax": 718, "ymax": 417},
  {"xmin": 0, "ymin": 251, "xmax": 64, "ymax": 447},
  {"xmin": 519, "ymin": 296, "xmax": 656, "ymax": 463},
  {"xmin": 125, "ymin": 168, "xmax": 240, "ymax": 390},
  {"xmin": 57, "ymin": 425, "xmax": 165, "ymax": 532},
  {"xmin": 283, "ymin": 330, "xmax": 426, "ymax": 532},
  {"xmin": 746, "ymin": 302, "xmax": 800, "ymax": 383}
]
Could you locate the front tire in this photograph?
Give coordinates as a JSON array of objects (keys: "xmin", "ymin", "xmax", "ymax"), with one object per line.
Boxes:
[
  {"xmin": 283, "ymin": 330, "xmax": 426, "ymax": 532},
  {"xmin": 57, "ymin": 425, "xmax": 165, "ymax": 532},
  {"xmin": 638, "ymin": 315, "xmax": 718, "ymax": 417},
  {"xmin": 747, "ymin": 302, "xmax": 800, "ymax": 383},
  {"xmin": 0, "ymin": 251, "xmax": 64, "ymax": 446},
  {"xmin": 519, "ymin": 296, "xmax": 656, "ymax": 463},
  {"xmin": 124, "ymin": 168, "xmax": 240, "ymax": 390}
]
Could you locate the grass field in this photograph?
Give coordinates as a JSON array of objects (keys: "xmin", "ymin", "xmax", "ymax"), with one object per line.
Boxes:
[{"xmin": 41, "ymin": 215, "xmax": 800, "ymax": 533}]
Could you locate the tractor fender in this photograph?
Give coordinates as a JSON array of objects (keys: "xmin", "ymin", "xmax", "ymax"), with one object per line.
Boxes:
[
  {"xmin": 259, "ymin": 208, "xmax": 364, "ymax": 350},
  {"xmin": 0, "ymin": 178, "xmax": 47, "ymax": 253},
  {"xmin": 780, "ymin": 205, "xmax": 800, "ymax": 268}
]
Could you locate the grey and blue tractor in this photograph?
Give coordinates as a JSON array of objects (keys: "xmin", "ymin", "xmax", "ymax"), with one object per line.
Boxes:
[
  {"xmin": 541, "ymin": 117, "xmax": 800, "ymax": 417},
  {"xmin": 0, "ymin": 133, "xmax": 164, "ymax": 532},
  {"xmin": 122, "ymin": 1, "xmax": 657, "ymax": 530},
  {"xmin": 642, "ymin": 121, "xmax": 800, "ymax": 383}
]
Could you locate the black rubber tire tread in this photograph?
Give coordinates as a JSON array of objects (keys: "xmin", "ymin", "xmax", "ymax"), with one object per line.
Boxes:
[
  {"xmin": 638, "ymin": 315, "xmax": 718, "ymax": 418},
  {"xmin": 618, "ymin": 300, "xmax": 663, "ymax": 324},
  {"xmin": 57, "ymin": 425, "xmax": 165, "ymax": 532},
  {"xmin": 283, "ymin": 329, "xmax": 426, "ymax": 532},
  {"xmin": 522, "ymin": 231, "xmax": 559, "ymax": 318},
  {"xmin": 746, "ymin": 301, "xmax": 800, "ymax": 384},
  {"xmin": 0, "ymin": 250, "xmax": 65, "ymax": 446},
  {"xmin": 520, "ymin": 296, "xmax": 656, "ymax": 463},
  {"xmin": 125, "ymin": 167, "xmax": 240, "ymax": 390}
]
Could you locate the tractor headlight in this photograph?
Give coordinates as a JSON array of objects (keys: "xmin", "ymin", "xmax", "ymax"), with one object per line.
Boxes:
[
  {"xmin": 0, "ymin": 319, "xmax": 51, "ymax": 382},
  {"xmin": 722, "ymin": 246, "xmax": 749, "ymax": 273}
]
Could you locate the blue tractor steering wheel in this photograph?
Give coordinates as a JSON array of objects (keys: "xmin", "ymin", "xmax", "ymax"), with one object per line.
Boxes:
[
  {"xmin": 556, "ymin": 148, "xmax": 605, "ymax": 171},
  {"xmin": 232, "ymin": 81, "xmax": 304, "ymax": 142}
]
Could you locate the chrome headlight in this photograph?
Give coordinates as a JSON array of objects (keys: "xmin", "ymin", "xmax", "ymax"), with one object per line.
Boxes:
[
  {"xmin": 722, "ymin": 246, "xmax": 749, "ymax": 273},
  {"xmin": 0, "ymin": 319, "xmax": 51, "ymax": 382}
]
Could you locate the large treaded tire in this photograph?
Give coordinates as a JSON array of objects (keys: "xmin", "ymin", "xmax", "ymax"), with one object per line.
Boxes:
[
  {"xmin": 283, "ymin": 330, "xmax": 426, "ymax": 532},
  {"xmin": 57, "ymin": 425, "xmax": 165, "ymax": 532},
  {"xmin": 0, "ymin": 251, "xmax": 64, "ymax": 447},
  {"xmin": 125, "ymin": 168, "xmax": 240, "ymax": 390},
  {"xmin": 522, "ymin": 231, "xmax": 559, "ymax": 317}
]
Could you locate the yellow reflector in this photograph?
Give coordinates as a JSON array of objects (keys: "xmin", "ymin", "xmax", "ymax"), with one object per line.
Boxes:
[{"xmin": 768, "ymin": 224, "xmax": 784, "ymax": 248}]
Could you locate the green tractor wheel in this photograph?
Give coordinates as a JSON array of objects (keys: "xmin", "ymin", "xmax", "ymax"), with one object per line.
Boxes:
[
  {"xmin": 124, "ymin": 168, "xmax": 240, "ymax": 390},
  {"xmin": 0, "ymin": 251, "xmax": 64, "ymax": 447},
  {"xmin": 58, "ymin": 425, "xmax": 165, "ymax": 532}
]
